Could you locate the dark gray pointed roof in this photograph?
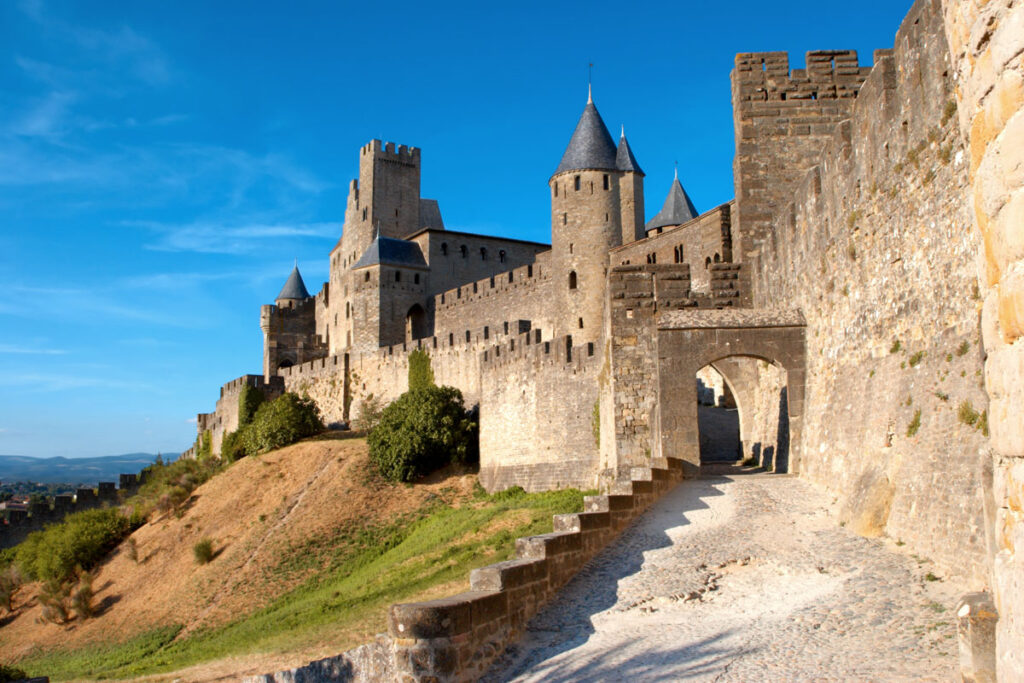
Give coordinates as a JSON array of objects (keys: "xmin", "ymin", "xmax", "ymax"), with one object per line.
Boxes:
[
  {"xmin": 418, "ymin": 198, "xmax": 444, "ymax": 231},
  {"xmin": 554, "ymin": 98, "xmax": 618, "ymax": 176},
  {"xmin": 352, "ymin": 235, "xmax": 427, "ymax": 270},
  {"xmin": 646, "ymin": 173, "xmax": 699, "ymax": 231},
  {"xmin": 277, "ymin": 266, "xmax": 311, "ymax": 300},
  {"xmin": 616, "ymin": 129, "xmax": 643, "ymax": 174}
]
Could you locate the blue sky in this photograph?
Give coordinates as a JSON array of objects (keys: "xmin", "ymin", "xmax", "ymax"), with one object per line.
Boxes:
[{"xmin": 0, "ymin": 0, "xmax": 912, "ymax": 458}]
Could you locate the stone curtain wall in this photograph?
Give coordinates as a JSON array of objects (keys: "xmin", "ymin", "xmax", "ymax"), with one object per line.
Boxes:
[
  {"xmin": 740, "ymin": 0, "xmax": 990, "ymax": 585},
  {"xmin": 479, "ymin": 333, "xmax": 601, "ymax": 492},
  {"xmin": 940, "ymin": 0, "xmax": 1024, "ymax": 677},
  {"xmin": 731, "ymin": 51, "xmax": 870, "ymax": 265}
]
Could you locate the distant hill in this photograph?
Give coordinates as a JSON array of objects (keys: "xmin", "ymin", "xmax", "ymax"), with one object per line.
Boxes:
[{"xmin": 0, "ymin": 453, "xmax": 179, "ymax": 485}]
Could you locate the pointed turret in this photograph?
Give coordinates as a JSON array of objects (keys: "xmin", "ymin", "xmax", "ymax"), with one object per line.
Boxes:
[
  {"xmin": 645, "ymin": 171, "xmax": 699, "ymax": 232},
  {"xmin": 553, "ymin": 98, "xmax": 618, "ymax": 177},
  {"xmin": 616, "ymin": 126, "xmax": 643, "ymax": 174},
  {"xmin": 276, "ymin": 265, "xmax": 311, "ymax": 303}
]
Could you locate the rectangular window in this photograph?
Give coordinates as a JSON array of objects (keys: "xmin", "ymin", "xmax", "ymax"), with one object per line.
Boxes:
[{"xmin": 603, "ymin": 174, "xmax": 609, "ymax": 190}]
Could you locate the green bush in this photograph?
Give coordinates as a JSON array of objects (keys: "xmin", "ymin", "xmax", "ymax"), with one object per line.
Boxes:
[
  {"xmin": 408, "ymin": 349, "xmax": 435, "ymax": 391},
  {"xmin": 243, "ymin": 393, "xmax": 324, "ymax": 455},
  {"xmin": 238, "ymin": 384, "xmax": 266, "ymax": 427},
  {"xmin": 193, "ymin": 538, "xmax": 215, "ymax": 565},
  {"xmin": 368, "ymin": 385, "xmax": 478, "ymax": 482},
  {"xmin": 220, "ymin": 429, "xmax": 250, "ymax": 463},
  {"xmin": 197, "ymin": 430, "xmax": 212, "ymax": 461},
  {"xmin": 15, "ymin": 507, "xmax": 130, "ymax": 584}
]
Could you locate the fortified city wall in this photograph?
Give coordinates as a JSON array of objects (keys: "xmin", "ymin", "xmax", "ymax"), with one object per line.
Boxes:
[
  {"xmin": 735, "ymin": 0, "xmax": 989, "ymax": 585},
  {"xmin": 940, "ymin": 0, "xmax": 1024, "ymax": 676}
]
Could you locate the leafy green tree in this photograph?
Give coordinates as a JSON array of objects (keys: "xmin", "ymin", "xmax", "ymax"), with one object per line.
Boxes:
[
  {"xmin": 408, "ymin": 349, "xmax": 435, "ymax": 391},
  {"xmin": 243, "ymin": 393, "xmax": 324, "ymax": 455},
  {"xmin": 15, "ymin": 507, "xmax": 130, "ymax": 584},
  {"xmin": 368, "ymin": 385, "xmax": 477, "ymax": 482},
  {"xmin": 238, "ymin": 384, "xmax": 266, "ymax": 427}
]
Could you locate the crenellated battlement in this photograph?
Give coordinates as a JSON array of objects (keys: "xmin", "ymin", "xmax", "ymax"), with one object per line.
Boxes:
[
  {"xmin": 433, "ymin": 261, "xmax": 547, "ymax": 312},
  {"xmin": 361, "ymin": 139, "xmax": 420, "ymax": 165},
  {"xmin": 733, "ymin": 50, "xmax": 869, "ymax": 103}
]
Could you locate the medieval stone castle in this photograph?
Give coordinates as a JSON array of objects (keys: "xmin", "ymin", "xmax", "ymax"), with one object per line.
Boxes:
[{"xmin": 194, "ymin": 0, "xmax": 1024, "ymax": 678}]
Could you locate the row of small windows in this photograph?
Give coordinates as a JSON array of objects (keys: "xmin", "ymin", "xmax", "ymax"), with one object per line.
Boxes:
[
  {"xmin": 439, "ymin": 243, "xmax": 506, "ymax": 263},
  {"xmin": 553, "ymin": 174, "xmax": 611, "ymax": 196}
]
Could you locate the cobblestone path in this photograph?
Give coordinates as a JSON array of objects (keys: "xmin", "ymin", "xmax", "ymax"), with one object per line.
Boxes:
[{"xmin": 484, "ymin": 474, "xmax": 959, "ymax": 682}]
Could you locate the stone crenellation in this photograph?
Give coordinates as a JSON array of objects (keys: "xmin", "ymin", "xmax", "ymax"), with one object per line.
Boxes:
[{"xmin": 0, "ymin": 475, "xmax": 141, "ymax": 550}]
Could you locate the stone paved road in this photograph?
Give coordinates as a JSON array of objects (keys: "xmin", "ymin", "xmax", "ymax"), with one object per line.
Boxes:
[{"xmin": 483, "ymin": 474, "xmax": 959, "ymax": 682}]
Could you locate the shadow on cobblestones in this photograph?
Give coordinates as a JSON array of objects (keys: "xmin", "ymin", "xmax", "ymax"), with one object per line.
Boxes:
[{"xmin": 483, "ymin": 479, "xmax": 728, "ymax": 681}]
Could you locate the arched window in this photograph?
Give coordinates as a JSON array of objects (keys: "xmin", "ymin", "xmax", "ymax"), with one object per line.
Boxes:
[
  {"xmin": 460, "ymin": 245, "xmax": 468, "ymax": 258},
  {"xmin": 364, "ymin": 272, "xmax": 370, "ymax": 281},
  {"xmin": 440, "ymin": 242, "xmax": 448, "ymax": 256},
  {"xmin": 480, "ymin": 247, "xmax": 487, "ymax": 260},
  {"xmin": 705, "ymin": 257, "xmax": 712, "ymax": 269},
  {"xmin": 574, "ymin": 175, "xmax": 580, "ymax": 191},
  {"xmin": 499, "ymin": 250, "xmax": 506, "ymax": 263},
  {"xmin": 714, "ymin": 253, "xmax": 721, "ymax": 263},
  {"xmin": 568, "ymin": 271, "xmax": 578, "ymax": 289}
]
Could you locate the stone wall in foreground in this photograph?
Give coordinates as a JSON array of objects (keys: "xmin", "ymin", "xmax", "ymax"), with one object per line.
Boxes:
[
  {"xmin": 738, "ymin": 0, "xmax": 990, "ymax": 586},
  {"xmin": 940, "ymin": 0, "xmax": 1024, "ymax": 678}
]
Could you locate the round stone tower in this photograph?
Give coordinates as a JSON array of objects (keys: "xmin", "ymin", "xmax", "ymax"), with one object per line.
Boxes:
[{"xmin": 550, "ymin": 92, "xmax": 643, "ymax": 343}]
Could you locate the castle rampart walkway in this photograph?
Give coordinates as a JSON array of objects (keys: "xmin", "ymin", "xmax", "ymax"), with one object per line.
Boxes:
[{"xmin": 483, "ymin": 474, "xmax": 958, "ymax": 681}]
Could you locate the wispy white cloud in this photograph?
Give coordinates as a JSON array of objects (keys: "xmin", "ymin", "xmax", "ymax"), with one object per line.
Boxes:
[
  {"xmin": 133, "ymin": 221, "xmax": 341, "ymax": 254},
  {"xmin": 0, "ymin": 372, "xmax": 153, "ymax": 392},
  {"xmin": 0, "ymin": 344, "xmax": 67, "ymax": 355},
  {"xmin": 3, "ymin": 285, "xmax": 201, "ymax": 327}
]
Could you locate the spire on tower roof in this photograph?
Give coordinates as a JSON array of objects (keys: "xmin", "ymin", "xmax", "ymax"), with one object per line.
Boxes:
[
  {"xmin": 553, "ymin": 97, "xmax": 618, "ymax": 177},
  {"xmin": 616, "ymin": 127, "xmax": 643, "ymax": 174},
  {"xmin": 276, "ymin": 265, "xmax": 311, "ymax": 301},
  {"xmin": 645, "ymin": 172, "xmax": 699, "ymax": 232}
]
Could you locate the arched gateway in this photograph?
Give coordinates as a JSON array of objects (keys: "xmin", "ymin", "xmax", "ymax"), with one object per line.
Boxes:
[{"xmin": 654, "ymin": 309, "xmax": 806, "ymax": 476}]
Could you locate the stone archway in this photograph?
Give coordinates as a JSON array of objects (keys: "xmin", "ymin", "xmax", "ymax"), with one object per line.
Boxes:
[
  {"xmin": 654, "ymin": 309, "xmax": 806, "ymax": 477},
  {"xmin": 405, "ymin": 304, "xmax": 429, "ymax": 342}
]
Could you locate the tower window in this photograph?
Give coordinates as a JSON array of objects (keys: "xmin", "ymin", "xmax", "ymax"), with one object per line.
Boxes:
[
  {"xmin": 705, "ymin": 257, "xmax": 712, "ymax": 269},
  {"xmin": 364, "ymin": 272, "xmax": 370, "ymax": 282},
  {"xmin": 346, "ymin": 302, "xmax": 350, "ymax": 319},
  {"xmin": 568, "ymin": 271, "xmax": 578, "ymax": 289},
  {"xmin": 554, "ymin": 183, "xmax": 558, "ymax": 197},
  {"xmin": 362, "ymin": 208, "xmax": 367, "ymax": 220},
  {"xmin": 578, "ymin": 317, "xmax": 584, "ymax": 329},
  {"xmin": 569, "ymin": 243, "xmax": 574, "ymax": 254},
  {"xmin": 449, "ymin": 332, "xmax": 454, "ymax": 345},
  {"xmin": 563, "ymin": 213, "xmax": 567, "ymax": 225},
  {"xmin": 714, "ymin": 253, "xmax": 721, "ymax": 263},
  {"xmin": 484, "ymin": 326, "xmax": 489, "ymax": 339},
  {"xmin": 473, "ymin": 282, "xmax": 478, "ymax": 293},
  {"xmin": 441, "ymin": 242, "xmax": 448, "ymax": 256},
  {"xmin": 395, "ymin": 271, "xmax": 401, "ymax": 282},
  {"xmin": 480, "ymin": 247, "xmax": 487, "ymax": 260},
  {"xmin": 466, "ymin": 330, "xmax": 471, "ymax": 342},
  {"xmin": 460, "ymin": 245, "xmax": 468, "ymax": 258},
  {"xmin": 574, "ymin": 175, "xmax": 580, "ymax": 191},
  {"xmin": 603, "ymin": 174, "xmax": 609, "ymax": 190},
  {"xmin": 414, "ymin": 273, "xmax": 420, "ymax": 284},
  {"xmin": 499, "ymin": 250, "xmax": 506, "ymax": 263},
  {"xmin": 504, "ymin": 321, "xmax": 509, "ymax": 335}
]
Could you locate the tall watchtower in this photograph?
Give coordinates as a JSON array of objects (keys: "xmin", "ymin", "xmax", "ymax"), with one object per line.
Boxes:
[{"xmin": 549, "ymin": 93, "xmax": 644, "ymax": 342}]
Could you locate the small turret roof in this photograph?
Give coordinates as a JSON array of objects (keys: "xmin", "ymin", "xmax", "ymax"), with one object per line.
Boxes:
[
  {"xmin": 616, "ymin": 127, "xmax": 643, "ymax": 174},
  {"xmin": 646, "ymin": 171, "xmax": 699, "ymax": 231},
  {"xmin": 554, "ymin": 96, "xmax": 618, "ymax": 177},
  {"xmin": 352, "ymin": 235, "xmax": 427, "ymax": 270},
  {"xmin": 277, "ymin": 265, "xmax": 311, "ymax": 300}
]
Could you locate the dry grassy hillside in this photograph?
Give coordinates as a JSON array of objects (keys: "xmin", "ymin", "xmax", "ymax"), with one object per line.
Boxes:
[{"xmin": 0, "ymin": 433, "xmax": 509, "ymax": 681}]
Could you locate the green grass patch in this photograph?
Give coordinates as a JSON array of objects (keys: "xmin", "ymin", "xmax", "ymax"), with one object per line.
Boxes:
[
  {"xmin": 14, "ymin": 486, "xmax": 590, "ymax": 680},
  {"xmin": 906, "ymin": 409, "xmax": 922, "ymax": 437}
]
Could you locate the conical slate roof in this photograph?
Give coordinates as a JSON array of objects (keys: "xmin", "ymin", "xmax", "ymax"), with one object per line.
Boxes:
[
  {"xmin": 352, "ymin": 235, "xmax": 427, "ymax": 270},
  {"xmin": 616, "ymin": 128, "xmax": 643, "ymax": 174},
  {"xmin": 646, "ymin": 172, "xmax": 699, "ymax": 231},
  {"xmin": 554, "ymin": 97, "xmax": 618, "ymax": 176},
  {"xmin": 277, "ymin": 265, "xmax": 311, "ymax": 300}
]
